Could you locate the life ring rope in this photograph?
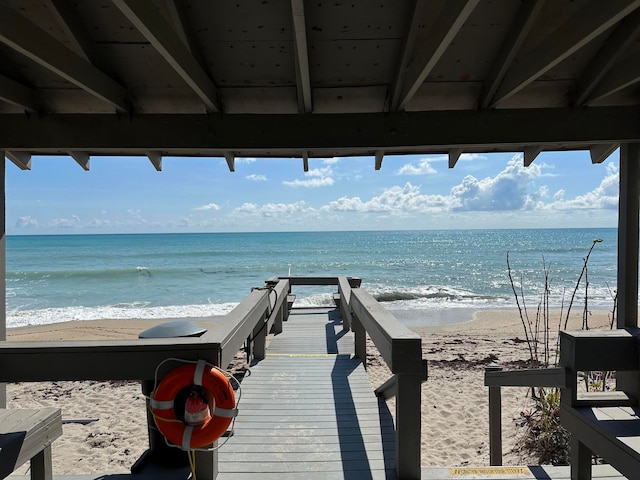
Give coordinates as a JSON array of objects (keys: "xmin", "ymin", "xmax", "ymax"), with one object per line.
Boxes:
[{"xmin": 147, "ymin": 357, "xmax": 241, "ymax": 452}]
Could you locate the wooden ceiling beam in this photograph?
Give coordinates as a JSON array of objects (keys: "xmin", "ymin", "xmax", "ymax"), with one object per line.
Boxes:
[
  {"xmin": 448, "ymin": 148, "xmax": 463, "ymax": 168},
  {"xmin": 224, "ymin": 152, "xmax": 235, "ymax": 172},
  {"xmin": 574, "ymin": 8, "xmax": 640, "ymax": 106},
  {"xmin": 69, "ymin": 151, "xmax": 90, "ymax": 170},
  {"xmin": 0, "ymin": 5, "xmax": 128, "ymax": 112},
  {"xmin": 590, "ymin": 144, "xmax": 619, "ymax": 164},
  {"xmin": 481, "ymin": 0, "xmax": 545, "ymax": 109},
  {"xmin": 375, "ymin": 151, "xmax": 384, "ymax": 170},
  {"xmin": 0, "ymin": 108, "xmax": 637, "ymax": 153},
  {"xmin": 291, "ymin": 0, "xmax": 312, "ymax": 113},
  {"xmin": 45, "ymin": 0, "xmax": 103, "ymax": 67},
  {"xmin": 395, "ymin": 0, "xmax": 479, "ymax": 111},
  {"xmin": 147, "ymin": 151, "xmax": 162, "ymax": 171},
  {"xmin": 524, "ymin": 146, "xmax": 543, "ymax": 166},
  {"xmin": 0, "ymin": 74, "xmax": 38, "ymax": 112},
  {"xmin": 6, "ymin": 151, "xmax": 31, "ymax": 170},
  {"xmin": 112, "ymin": 0, "xmax": 221, "ymax": 113},
  {"xmin": 492, "ymin": 0, "xmax": 640, "ymax": 107},
  {"xmin": 584, "ymin": 55, "xmax": 640, "ymax": 104},
  {"xmin": 390, "ymin": 0, "xmax": 427, "ymax": 111}
]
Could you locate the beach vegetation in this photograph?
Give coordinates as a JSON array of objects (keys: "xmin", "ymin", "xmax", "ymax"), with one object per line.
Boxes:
[{"xmin": 507, "ymin": 239, "xmax": 615, "ymax": 465}]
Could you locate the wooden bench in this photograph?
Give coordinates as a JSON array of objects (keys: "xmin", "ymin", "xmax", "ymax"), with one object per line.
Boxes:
[
  {"xmin": 0, "ymin": 408, "xmax": 62, "ymax": 480},
  {"xmin": 559, "ymin": 329, "xmax": 640, "ymax": 479}
]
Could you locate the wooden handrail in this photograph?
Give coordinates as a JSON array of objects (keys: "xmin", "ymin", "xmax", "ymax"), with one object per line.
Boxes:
[
  {"xmin": 271, "ymin": 275, "xmax": 361, "ymax": 287},
  {"xmin": 350, "ymin": 289, "xmax": 425, "ymax": 375},
  {"xmin": 349, "ymin": 288, "xmax": 427, "ymax": 480},
  {"xmin": 483, "ymin": 366, "xmax": 570, "ymax": 466},
  {"xmin": 0, "ymin": 287, "xmax": 275, "ymax": 382}
]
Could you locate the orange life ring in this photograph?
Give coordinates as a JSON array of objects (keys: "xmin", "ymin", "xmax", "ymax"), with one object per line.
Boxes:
[{"xmin": 150, "ymin": 360, "xmax": 237, "ymax": 450}]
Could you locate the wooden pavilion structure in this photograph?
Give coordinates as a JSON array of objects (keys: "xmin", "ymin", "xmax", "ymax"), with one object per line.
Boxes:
[{"xmin": 1, "ymin": 1, "xmax": 640, "ymax": 478}]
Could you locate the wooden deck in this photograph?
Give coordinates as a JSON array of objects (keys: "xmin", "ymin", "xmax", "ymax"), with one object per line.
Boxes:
[{"xmin": 217, "ymin": 307, "xmax": 396, "ymax": 480}]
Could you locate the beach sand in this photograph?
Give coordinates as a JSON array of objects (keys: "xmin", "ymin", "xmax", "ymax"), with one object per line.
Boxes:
[{"xmin": 5, "ymin": 308, "xmax": 615, "ymax": 474}]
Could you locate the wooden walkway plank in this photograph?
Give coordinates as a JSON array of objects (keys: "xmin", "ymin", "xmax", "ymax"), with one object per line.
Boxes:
[{"xmin": 217, "ymin": 307, "xmax": 395, "ymax": 480}]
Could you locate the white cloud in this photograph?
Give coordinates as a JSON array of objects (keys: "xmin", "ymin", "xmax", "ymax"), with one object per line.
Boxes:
[
  {"xmin": 323, "ymin": 157, "xmax": 340, "ymax": 165},
  {"xmin": 246, "ymin": 174, "xmax": 267, "ymax": 181},
  {"xmin": 450, "ymin": 155, "xmax": 543, "ymax": 211},
  {"xmin": 15, "ymin": 216, "xmax": 38, "ymax": 228},
  {"xmin": 283, "ymin": 167, "xmax": 334, "ymax": 188},
  {"xmin": 546, "ymin": 163, "xmax": 618, "ymax": 211},
  {"xmin": 323, "ymin": 153, "xmax": 618, "ymax": 218},
  {"xmin": 125, "ymin": 209, "xmax": 147, "ymax": 226},
  {"xmin": 49, "ymin": 215, "xmax": 81, "ymax": 228},
  {"xmin": 87, "ymin": 218, "xmax": 111, "ymax": 228},
  {"xmin": 235, "ymin": 157, "xmax": 256, "ymax": 164},
  {"xmin": 194, "ymin": 203, "xmax": 221, "ymax": 211},
  {"xmin": 396, "ymin": 158, "xmax": 437, "ymax": 175},
  {"xmin": 234, "ymin": 201, "xmax": 309, "ymax": 217},
  {"xmin": 325, "ymin": 183, "xmax": 451, "ymax": 214},
  {"xmin": 396, "ymin": 153, "xmax": 486, "ymax": 176}
]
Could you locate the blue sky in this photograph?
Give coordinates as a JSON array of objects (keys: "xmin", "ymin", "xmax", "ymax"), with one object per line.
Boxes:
[{"xmin": 6, "ymin": 150, "xmax": 620, "ymax": 235}]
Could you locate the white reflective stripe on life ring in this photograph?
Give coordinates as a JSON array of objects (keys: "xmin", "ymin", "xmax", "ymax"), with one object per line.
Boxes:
[
  {"xmin": 214, "ymin": 406, "xmax": 238, "ymax": 418},
  {"xmin": 193, "ymin": 359, "xmax": 207, "ymax": 386},
  {"xmin": 149, "ymin": 398, "xmax": 174, "ymax": 410},
  {"xmin": 182, "ymin": 426, "xmax": 194, "ymax": 451}
]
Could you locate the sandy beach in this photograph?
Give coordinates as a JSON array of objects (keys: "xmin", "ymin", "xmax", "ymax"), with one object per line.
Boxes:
[{"xmin": 5, "ymin": 308, "xmax": 615, "ymax": 475}]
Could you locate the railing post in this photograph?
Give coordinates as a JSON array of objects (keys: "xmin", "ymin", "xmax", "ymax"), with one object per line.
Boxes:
[
  {"xmin": 195, "ymin": 449, "xmax": 217, "ymax": 479},
  {"xmin": 252, "ymin": 313, "xmax": 267, "ymax": 360},
  {"xmin": 273, "ymin": 303, "xmax": 284, "ymax": 334},
  {"xmin": 486, "ymin": 363, "xmax": 503, "ymax": 466},
  {"xmin": 396, "ymin": 373, "xmax": 423, "ymax": 479},
  {"xmin": 352, "ymin": 313, "xmax": 366, "ymax": 363}
]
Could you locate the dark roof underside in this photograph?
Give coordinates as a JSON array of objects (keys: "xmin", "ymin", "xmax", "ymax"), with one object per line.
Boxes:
[{"xmin": 1, "ymin": 0, "xmax": 640, "ymax": 169}]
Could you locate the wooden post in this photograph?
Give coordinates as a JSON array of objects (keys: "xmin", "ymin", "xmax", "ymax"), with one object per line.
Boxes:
[
  {"xmin": 195, "ymin": 449, "xmax": 217, "ymax": 479},
  {"xmin": 617, "ymin": 143, "xmax": 640, "ymax": 329},
  {"xmin": 486, "ymin": 364, "xmax": 503, "ymax": 465},
  {"xmin": 616, "ymin": 143, "xmax": 640, "ymax": 399},
  {"xmin": 30, "ymin": 445, "xmax": 54, "ymax": 480},
  {"xmin": 570, "ymin": 437, "xmax": 593, "ymax": 480},
  {"xmin": 252, "ymin": 313, "xmax": 267, "ymax": 360},
  {"xmin": 352, "ymin": 314, "xmax": 366, "ymax": 363},
  {"xmin": 0, "ymin": 152, "xmax": 5, "ymax": 408},
  {"xmin": 396, "ymin": 373, "xmax": 422, "ymax": 479},
  {"xmin": 273, "ymin": 302, "xmax": 284, "ymax": 334}
]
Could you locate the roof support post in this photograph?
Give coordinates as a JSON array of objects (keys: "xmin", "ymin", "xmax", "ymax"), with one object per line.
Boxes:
[
  {"xmin": 617, "ymin": 142, "xmax": 640, "ymax": 330},
  {"xmin": 0, "ymin": 152, "xmax": 5, "ymax": 408},
  {"xmin": 616, "ymin": 143, "xmax": 640, "ymax": 401}
]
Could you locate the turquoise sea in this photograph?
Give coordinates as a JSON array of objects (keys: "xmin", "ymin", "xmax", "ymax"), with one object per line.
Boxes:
[{"xmin": 6, "ymin": 229, "xmax": 619, "ymax": 329}]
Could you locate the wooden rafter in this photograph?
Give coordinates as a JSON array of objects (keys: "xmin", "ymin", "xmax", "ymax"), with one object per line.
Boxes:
[
  {"xmin": 574, "ymin": 8, "xmax": 640, "ymax": 106},
  {"xmin": 0, "ymin": 74, "xmax": 38, "ymax": 112},
  {"xmin": 112, "ymin": 0, "xmax": 221, "ymax": 113},
  {"xmin": 147, "ymin": 151, "xmax": 162, "ymax": 171},
  {"xmin": 69, "ymin": 151, "xmax": 90, "ymax": 170},
  {"xmin": 491, "ymin": 0, "xmax": 640, "ymax": 107},
  {"xmin": 0, "ymin": 5, "xmax": 127, "ymax": 113},
  {"xmin": 291, "ymin": 0, "xmax": 312, "ymax": 113},
  {"xmin": 395, "ymin": 0, "xmax": 480, "ymax": 111},
  {"xmin": 481, "ymin": 0, "xmax": 545, "ymax": 109}
]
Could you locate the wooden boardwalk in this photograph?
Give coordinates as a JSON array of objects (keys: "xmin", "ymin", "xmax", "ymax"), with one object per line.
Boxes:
[{"xmin": 217, "ymin": 307, "xmax": 396, "ymax": 480}]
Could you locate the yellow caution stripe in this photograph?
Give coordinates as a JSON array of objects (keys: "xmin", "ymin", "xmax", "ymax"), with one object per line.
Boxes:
[{"xmin": 448, "ymin": 466, "xmax": 529, "ymax": 476}]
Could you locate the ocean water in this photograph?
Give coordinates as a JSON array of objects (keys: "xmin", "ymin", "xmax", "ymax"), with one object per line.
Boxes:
[{"xmin": 6, "ymin": 229, "xmax": 619, "ymax": 329}]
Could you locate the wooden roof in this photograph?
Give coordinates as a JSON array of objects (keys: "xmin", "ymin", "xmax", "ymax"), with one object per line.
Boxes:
[{"xmin": 1, "ymin": 0, "xmax": 640, "ymax": 169}]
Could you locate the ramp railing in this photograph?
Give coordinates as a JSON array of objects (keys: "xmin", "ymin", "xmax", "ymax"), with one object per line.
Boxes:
[{"xmin": 0, "ymin": 275, "xmax": 426, "ymax": 479}]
